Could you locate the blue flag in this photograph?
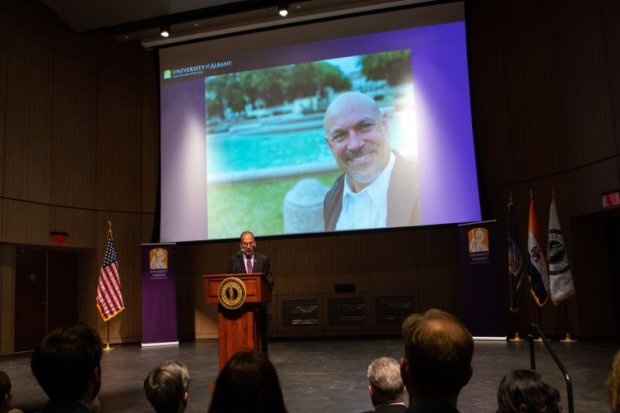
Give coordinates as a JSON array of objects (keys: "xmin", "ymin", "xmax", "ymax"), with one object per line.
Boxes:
[{"xmin": 507, "ymin": 200, "xmax": 524, "ymax": 313}]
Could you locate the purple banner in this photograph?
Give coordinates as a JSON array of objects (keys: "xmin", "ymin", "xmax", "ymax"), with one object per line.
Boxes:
[
  {"xmin": 141, "ymin": 243, "xmax": 178, "ymax": 345},
  {"xmin": 458, "ymin": 221, "xmax": 504, "ymax": 337}
]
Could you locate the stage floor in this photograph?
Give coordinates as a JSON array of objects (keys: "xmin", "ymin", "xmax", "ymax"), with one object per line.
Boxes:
[{"xmin": 2, "ymin": 338, "xmax": 617, "ymax": 412}]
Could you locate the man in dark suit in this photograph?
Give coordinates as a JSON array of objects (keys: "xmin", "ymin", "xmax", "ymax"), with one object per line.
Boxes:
[
  {"xmin": 323, "ymin": 91, "xmax": 421, "ymax": 231},
  {"xmin": 227, "ymin": 231, "xmax": 273, "ymax": 286},
  {"xmin": 361, "ymin": 357, "xmax": 407, "ymax": 413},
  {"xmin": 227, "ymin": 231, "xmax": 273, "ymax": 353},
  {"xmin": 400, "ymin": 309, "xmax": 473, "ymax": 413}
]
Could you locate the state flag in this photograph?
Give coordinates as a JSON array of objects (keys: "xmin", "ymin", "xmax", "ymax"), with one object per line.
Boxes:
[
  {"xmin": 548, "ymin": 198, "xmax": 576, "ymax": 304},
  {"xmin": 527, "ymin": 198, "xmax": 549, "ymax": 306}
]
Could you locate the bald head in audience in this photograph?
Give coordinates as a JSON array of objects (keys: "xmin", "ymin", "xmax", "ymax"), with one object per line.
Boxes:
[{"xmin": 400, "ymin": 309, "xmax": 473, "ymax": 412}]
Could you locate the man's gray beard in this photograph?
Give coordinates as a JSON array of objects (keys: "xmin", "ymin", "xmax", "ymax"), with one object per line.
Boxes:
[
  {"xmin": 348, "ymin": 164, "xmax": 383, "ymax": 186},
  {"xmin": 343, "ymin": 146, "xmax": 389, "ymax": 188}
]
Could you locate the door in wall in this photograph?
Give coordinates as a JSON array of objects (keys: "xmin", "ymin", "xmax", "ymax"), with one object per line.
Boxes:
[{"xmin": 14, "ymin": 248, "xmax": 79, "ymax": 352}]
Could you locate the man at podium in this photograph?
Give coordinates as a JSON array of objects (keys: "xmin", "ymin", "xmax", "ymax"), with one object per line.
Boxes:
[
  {"xmin": 227, "ymin": 231, "xmax": 273, "ymax": 353},
  {"xmin": 227, "ymin": 231, "xmax": 274, "ymax": 286}
]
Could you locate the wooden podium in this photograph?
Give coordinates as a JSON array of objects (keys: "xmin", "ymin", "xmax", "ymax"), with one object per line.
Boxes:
[{"xmin": 203, "ymin": 273, "xmax": 272, "ymax": 369}]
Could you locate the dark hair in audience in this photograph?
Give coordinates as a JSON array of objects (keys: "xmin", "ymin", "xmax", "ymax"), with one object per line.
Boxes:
[
  {"xmin": 497, "ymin": 369, "xmax": 561, "ymax": 413},
  {"xmin": 402, "ymin": 308, "xmax": 473, "ymax": 398},
  {"xmin": 30, "ymin": 323, "xmax": 103, "ymax": 402},
  {"xmin": 144, "ymin": 361, "xmax": 190, "ymax": 413},
  {"xmin": 0, "ymin": 370, "xmax": 11, "ymax": 410},
  {"xmin": 208, "ymin": 350, "xmax": 287, "ymax": 413},
  {"xmin": 608, "ymin": 349, "xmax": 620, "ymax": 413},
  {"xmin": 367, "ymin": 357, "xmax": 404, "ymax": 405}
]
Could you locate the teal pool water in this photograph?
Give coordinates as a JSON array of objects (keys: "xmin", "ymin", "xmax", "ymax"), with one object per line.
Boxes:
[
  {"xmin": 206, "ymin": 112, "xmax": 415, "ymax": 178},
  {"xmin": 207, "ymin": 127, "xmax": 335, "ymax": 175}
]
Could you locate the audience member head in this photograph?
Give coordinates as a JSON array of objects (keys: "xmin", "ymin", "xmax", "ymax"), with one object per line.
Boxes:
[
  {"xmin": 0, "ymin": 371, "xmax": 12, "ymax": 413},
  {"xmin": 30, "ymin": 324, "xmax": 103, "ymax": 404},
  {"xmin": 144, "ymin": 361, "xmax": 190, "ymax": 413},
  {"xmin": 497, "ymin": 369, "xmax": 561, "ymax": 413},
  {"xmin": 607, "ymin": 349, "xmax": 620, "ymax": 413},
  {"xmin": 367, "ymin": 357, "xmax": 405, "ymax": 407},
  {"xmin": 208, "ymin": 350, "xmax": 287, "ymax": 413},
  {"xmin": 401, "ymin": 308, "xmax": 473, "ymax": 405}
]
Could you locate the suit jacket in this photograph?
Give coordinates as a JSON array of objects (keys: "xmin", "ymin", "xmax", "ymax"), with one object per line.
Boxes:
[
  {"xmin": 227, "ymin": 251, "xmax": 274, "ymax": 286},
  {"xmin": 323, "ymin": 150, "xmax": 421, "ymax": 231},
  {"xmin": 404, "ymin": 403, "xmax": 460, "ymax": 413},
  {"xmin": 360, "ymin": 402, "xmax": 407, "ymax": 413},
  {"xmin": 39, "ymin": 400, "xmax": 91, "ymax": 413}
]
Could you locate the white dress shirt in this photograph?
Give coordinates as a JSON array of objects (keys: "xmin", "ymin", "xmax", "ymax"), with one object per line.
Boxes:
[{"xmin": 336, "ymin": 152, "xmax": 396, "ymax": 230}]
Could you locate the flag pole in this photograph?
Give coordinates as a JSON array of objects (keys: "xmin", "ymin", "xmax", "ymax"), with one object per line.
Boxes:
[
  {"xmin": 560, "ymin": 301, "xmax": 577, "ymax": 343},
  {"xmin": 104, "ymin": 221, "xmax": 114, "ymax": 351},
  {"xmin": 104, "ymin": 320, "xmax": 113, "ymax": 351},
  {"xmin": 507, "ymin": 193, "xmax": 524, "ymax": 342}
]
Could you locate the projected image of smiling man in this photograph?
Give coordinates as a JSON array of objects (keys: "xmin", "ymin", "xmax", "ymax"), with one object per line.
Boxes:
[{"xmin": 323, "ymin": 91, "xmax": 420, "ymax": 231}]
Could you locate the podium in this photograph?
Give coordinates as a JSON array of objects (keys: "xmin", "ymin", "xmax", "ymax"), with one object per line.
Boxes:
[{"xmin": 203, "ymin": 273, "xmax": 272, "ymax": 369}]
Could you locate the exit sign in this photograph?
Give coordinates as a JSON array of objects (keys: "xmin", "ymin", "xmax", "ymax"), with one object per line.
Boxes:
[{"xmin": 602, "ymin": 190, "xmax": 620, "ymax": 208}]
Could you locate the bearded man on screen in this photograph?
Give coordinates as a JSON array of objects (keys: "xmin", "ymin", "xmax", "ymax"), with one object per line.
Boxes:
[{"xmin": 323, "ymin": 91, "xmax": 420, "ymax": 231}]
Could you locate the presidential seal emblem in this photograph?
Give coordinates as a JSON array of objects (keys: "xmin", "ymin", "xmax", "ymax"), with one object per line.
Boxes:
[{"xmin": 218, "ymin": 277, "xmax": 247, "ymax": 310}]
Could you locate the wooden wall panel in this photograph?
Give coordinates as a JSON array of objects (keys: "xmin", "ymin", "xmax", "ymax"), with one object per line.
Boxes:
[
  {"xmin": 6, "ymin": 0, "xmax": 61, "ymax": 49},
  {"xmin": 468, "ymin": 27, "xmax": 514, "ymax": 187},
  {"xmin": 77, "ymin": 248, "xmax": 99, "ymax": 330},
  {"xmin": 414, "ymin": 226, "xmax": 461, "ymax": 315},
  {"xmin": 570, "ymin": 212, "xmax": 616, "ymax": 337},
  {"xmin": 0, "ymin": 244, "xmax": 16, "ymax": 355},
  {"xmin": 2, "ymin": 199, "xmax": 49, "ymax": 245},
  {"xmin": 95, "ymin": 47, "xmax": 143, "ymax": 212},
  {"xmin": 4, "ymin": 33, "xmax": 53, "ymax": 202},
  {"xmin": 0, "ymin": 5, "xmax": 7, "ymax": 197},
  {"xmin": 141, "ymin": 54, "xmax": 158, "ymax": 214},
  {"xmin": 50, "ymin": 206, "xmax": 96, "ymax": 248},
  {"xmin": 552, "ymin": 1, "xmax": 615, "ymax": 168},
  {"xmin": 600, "ymin": 0, "xmax": 620, "ymax": 152},
  {"xmin": 50, "ymin": 52, "xmax": 97, "ymax": 209},
  {"xmin": 566, "ymin": 159, "xmax": 620, "ymax": 217},
  {"xmin": 141, "ymin": 213, "xmax": 156, "ymax": 243}
]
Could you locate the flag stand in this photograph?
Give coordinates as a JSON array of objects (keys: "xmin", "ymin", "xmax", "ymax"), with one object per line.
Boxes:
[
  {"xmin": 533, "ymin": 307, "xmax": 544, "ymax": 342},
  {"xmin": 509, "ymin": 312, "xmax": 524, "ymax": 342},
  {"xmin": 560, "ymin": 301, "xmax": 577, "ymax": 343},
  {"xmin": 104, "ymin": 321, "xmax": 113, "ymax": 351},
  {"xmin": 509, "ymin": 332, "xmax": 525, "ymax": 342}
]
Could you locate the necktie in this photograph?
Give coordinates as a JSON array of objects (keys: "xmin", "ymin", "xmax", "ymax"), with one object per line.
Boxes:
[{"xmin": 246, "ymin": 257, "xmax": 253, "ymax": 273}]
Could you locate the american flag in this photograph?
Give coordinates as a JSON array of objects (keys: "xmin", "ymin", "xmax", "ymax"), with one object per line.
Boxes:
[{"xmin": 96, "ymin": 233, "xmax": 125, "ymax": 321}]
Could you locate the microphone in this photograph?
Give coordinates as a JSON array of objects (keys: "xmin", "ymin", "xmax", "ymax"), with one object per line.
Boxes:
[{"xmin": 232, "ymin": 251, "xmax": 242, "ymax": 272}]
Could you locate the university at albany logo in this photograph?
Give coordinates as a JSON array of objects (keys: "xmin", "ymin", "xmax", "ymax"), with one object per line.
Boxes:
[
  {"xmin": 467, "ymin": 227, "xmax": 489, "ymax": 253},
  {"xmin": 218, "ymin": 277, "xmax": 247, "ymax": 310}
]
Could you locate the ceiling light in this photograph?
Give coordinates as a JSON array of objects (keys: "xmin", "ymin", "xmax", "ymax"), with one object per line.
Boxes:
[
  {"xmin": 160, "ymin": 26, "xmax": 170, "ymax": 38},
  {"xmin": 278, "ymin": 5, "xmax": 289, "ymax": 17}
]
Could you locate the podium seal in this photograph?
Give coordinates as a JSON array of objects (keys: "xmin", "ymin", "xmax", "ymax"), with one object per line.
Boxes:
[{"xmin": 218, "ymin": 277, "xmax": 247, "ymax": 310}]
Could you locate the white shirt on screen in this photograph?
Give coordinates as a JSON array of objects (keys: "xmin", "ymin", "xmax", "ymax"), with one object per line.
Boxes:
[{"xmin": 336, "ymin": 152, "xmax": 395, "ymax": 230}]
